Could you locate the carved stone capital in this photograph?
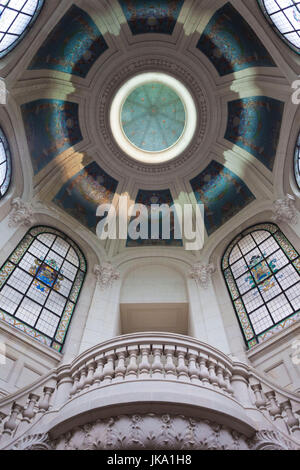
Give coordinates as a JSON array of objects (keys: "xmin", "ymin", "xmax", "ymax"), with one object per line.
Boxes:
[
  {"xmin": 94, "ymin": 263, "xmax": 120, "ymax": 289},
  {"xmin": 9, "ymin": 198, "xmax": 36, "ymax": 228},
  {"xmin": 189, "ymin": 263, "xmax": 215, "ymax": 288},
  {"xmin": 272, "ymin": 194, "xmax": 298, "ymax": 225}
]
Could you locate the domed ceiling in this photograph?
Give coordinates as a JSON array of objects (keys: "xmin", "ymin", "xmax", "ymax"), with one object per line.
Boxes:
[{"xmin": 8, "ymin": 0, "xmax": 296, "ymax": 253}]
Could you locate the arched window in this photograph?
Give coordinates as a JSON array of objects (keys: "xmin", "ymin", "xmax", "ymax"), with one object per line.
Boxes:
[
  {"xmin": 258, "ymin": 1, "xmax": 300, "ymax": 54},
  {"xmin": 222, "ymin": 223, "xmax": 300, "ymax": 349},
  {"xmin": 0, "ymin": 0, "xmax": 44, "ymax": 59},
  {"xmin": 0, "ymin": 226, "xmax": 87, "ymax": 352},
  {"xmin": 294, "ymin": 131, "xmax": 300, "ymax": 188},
  {"xmin": 0, "ymin": 126, "xmax": 11, "ymax": 198}
]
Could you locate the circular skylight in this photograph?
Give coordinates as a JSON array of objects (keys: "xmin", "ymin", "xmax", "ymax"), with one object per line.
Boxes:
[
  {"xmin": 0, "ymin": 127, "xmax": 11, "ymax": 198},
  {"xmin": 294, "ymin": 131, "xmax": 300, "ymax": 188},
  {"xmin": 121, "ymin": 82, "xmax": 186, "ymax": 153},
  {"xmin": 110, "ymin": 72, "xmax": 197, "ymax": 164},
  {"xmin": 259, "ymin": 0, "xmax": 300, "ymax": 54},
  {"xmin": 0, "ymin": 0, "xmax": 44, "ymax": 58}
]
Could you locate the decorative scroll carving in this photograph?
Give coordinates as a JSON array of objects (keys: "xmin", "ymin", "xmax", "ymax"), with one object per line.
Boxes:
[
  {"xmin": 9, "ymin": 198, "xmax": 36, "ymax": 228},
  {"xmin": 273, "ymin": 194, "xmax": 298, "ymax": 225},
  {"xmin": 189, "ymin": 263, "xmax": 216, "ymax": 288},
  {"xmin": 250, "ymin": 430, "xmax": 298, "ymax": 451},
  {"xmin": 94, "ymin": 263, "xmax": 120, "ymax": 289},
  {"xmin": 11, "ymin": 433, "xmax": 52, "ymax": 451}
]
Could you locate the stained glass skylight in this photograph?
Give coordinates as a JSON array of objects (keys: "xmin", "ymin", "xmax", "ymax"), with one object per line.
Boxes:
[
  {"xmin": 0, "ymin": 0, "xmax": 44, "ymax": 58},
  {"xmin": 295, "ymin": 132, "xmax": 300, "ymax": 188},
  {"xmin": 259, "ymin": 0, "xmax": 300, "ymax": 54},
  {"xmin": 0, "ymin": 126, "xmax": 11, "ymax": 198}
]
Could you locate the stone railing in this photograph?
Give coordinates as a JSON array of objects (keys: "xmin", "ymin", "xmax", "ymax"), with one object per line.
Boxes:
[{"xmin": 0, "ymin": 333, "xmax": 300, "ymax": 450}]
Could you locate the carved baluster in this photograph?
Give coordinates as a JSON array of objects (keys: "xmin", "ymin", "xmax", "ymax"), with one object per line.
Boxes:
[
  {"xmin": 251, "ymin": 383, "xmax": 267, "ymax": 412},
  {"xmin": 265, "ymin": 391, "xmax": 288, "ymax": 433},
  {"xmin": 152, "ymin": 345, "xmax": 164, "ymax": 379},
  {"xmin": 164, "ymin": 345, "xmax": 176, "ymax": 379},
  {"xmin": 126, "ymin": 345, "xmax": 139, "ymax": 379},
  {"xmin": 70, "ymin": 372, "xmax": 80, "ymax": 396},
  {"xmin": 224, "ymin": 368, "xmax": 234, "ymax": 396},
  {"xmin": 208, "ymin": 358, "xmax": 219, "ymax": 388},
  {"xmin": 0, "ymin": 411, "xmax": 7, "ymax": 428},
  {"xmin": 103, "ymin": 350, "xmax": 116, "ymax": 384},
  {"xmin": 176, "ymin": 347, "xmax": 189, "ymax": 381},
  {"xmin": 77, "ymin": 366, "xmax": 87, "ymax": 392},
  {"xmin": 84, "ymin": 360, "xmax": 96, "ymax": 390},
  {"xmin": 3, "ymin": 403, "xmax": 23, "ymax": 436},
  {"xmin": 216, "ymin": 364, "xmax": 227, "ymax": 391},
  {"xmin": 22, "ymin": 393, "xmax": 40, "ymax": 423},
  {"xmin": 38, "ymin": 387, "xmax": 55, "ymax": 413},
  {"xmin": 115, "ymin": 347, "xmax": 127, "ymax": 381},
  {"xmin": 199, "ymin": 354, "xmax": 210, "ymax": 385},
  {"xmin": 187, "ymin": 349, "xmax": 200, "ymax": 383},
  {"xmin": 280, "ymin": 400, "xmax": 300, "ymax": 438},
  {"xmin": 139, "ymin": 345, "xmax": 151, "ymax": 379},
  {"xmin": 93, "ymin": 354, "xmax": 105, "ymax": 387}
]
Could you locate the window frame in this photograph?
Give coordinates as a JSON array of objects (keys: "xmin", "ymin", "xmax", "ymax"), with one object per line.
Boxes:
[
  {"xmin": 0, "ymin": 225, "xmax": 87, "ymax": 352},
  {"xmin": 258, "ymin": 0, "xmax": 300, "ymax": 55},
  {"xmin": 294, "ymin": 131, "xmax": 300, "ymax": 189},
  {"xmin": 222, "ymin": 223, "xmax": 300, "ymax": 349},
  {"xmin": 0, "ymin": 0, "xmax": 45, "ymax": 59},
  {"xmin": 0, "ymin": 125, "xmax": 12, "ymax": 199}
]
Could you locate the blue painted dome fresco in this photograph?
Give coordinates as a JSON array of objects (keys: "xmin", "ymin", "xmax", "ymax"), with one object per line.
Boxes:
[{"xmin": 121, "ymin": 82, "xmax": 186, "ymax": 152}]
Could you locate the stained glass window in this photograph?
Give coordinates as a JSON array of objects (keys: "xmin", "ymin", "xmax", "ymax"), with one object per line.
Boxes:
[
  {"xmin": 0, "ymin": 226, "xmax": 87, "ymax": 352},
  {"xmin": 258, "ymin": 1, "xmax": 300, "ymax": 54},
  {"xmin": 0, "ymin": 0, "xmax": 44, "ymax": 58},
  {"xmin": 0, "ymin": 126, "xmax": 11, "ymax": 198},
  {"xmin": 222, "ymin": 223, "xmax": 300, "ymax": 349},
  {"xmin": 295, "ymin": 131, "xmax": 300, "ymax": 188}
]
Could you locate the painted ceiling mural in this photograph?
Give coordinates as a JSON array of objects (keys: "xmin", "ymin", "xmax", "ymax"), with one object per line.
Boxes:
[
  {"xmin": 225, "ymin": 96, "xmax": 284, "ymax": 171},
  {"xmin": 127, "ymin": 189, "xmax": 183, "ymax": 247},
  {"xmin": 28, "ymin": 5, "xmax": 108, "ymax": 78},
  {"xmin": 119, "ymin": 0, "xmax": 184, "ymax": 35},
  {"xmin": 190, "ymin": 161, "xmax": 255, "ymax": 236},
  {"xmin": 197, "ymin": 2, "xmax": 276, "ymax": 76},
  {"xmin": 53, "ymin": 162, "xmax": 118, "ymax": 234},
  {"xmin": 21, "ymin": 99, "xmax": 83, "ymax": 175}
]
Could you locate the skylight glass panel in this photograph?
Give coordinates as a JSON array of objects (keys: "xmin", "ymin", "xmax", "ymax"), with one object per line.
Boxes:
[
  {"xmin": 0, "ymin": 127, "xmax": 11, "ymax": 198},
  {"xmin": 0, "ymin": 0, "xmax": 44, "ymax": 58},
  {"xmin": 260, "ymin": 0, "xmax": 300, "ymax": 53}
]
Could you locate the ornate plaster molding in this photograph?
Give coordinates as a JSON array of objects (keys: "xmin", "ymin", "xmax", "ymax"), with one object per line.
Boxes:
[
  {"xmin": 9, "ymin": 198, "xmax": 36, "ymax": 228},
  {"xmin": 189, "ymin": 263, "xmax": 216, "ymax": 288},
  {"xmin": 97, "ymin": 57, "xmax": 209, "ymax": 174},
  {"xmin": 94, "ymin": 262, "xmax": 120, "ymax": 289},
  {"xmin": 52, "ymin": 414, "xmax": 250, "ymax": 451},
  {"xmin": 0, "ymin": 78, "xmax": 7, "ymax": 105},
  {"xmin": 272, "ymin": 194, "xmax": 298, "ymax": 225}
]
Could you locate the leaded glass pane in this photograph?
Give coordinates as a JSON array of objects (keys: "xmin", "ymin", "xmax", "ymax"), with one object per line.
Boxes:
[
  {"xmin": 0, "ymin": 226, "xmax": 86, "ymax": 351},
  {"xmin": 0, "ymin": 127, "xmax": 11, "ymax": 198},
  {"xmin": 222, "ymin": 223, "xmax": 300, "ymax": 348},
  {"xmin": 0, "ymin": 0, "xmax": 44, "ymax": 58},
  {"xmin": 259, "ymin": 0, "xmax": 300, "ymax": 54},
  {"xmin": 295, "ymin": 132, "xmax": 300, "ymax": 188}
]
